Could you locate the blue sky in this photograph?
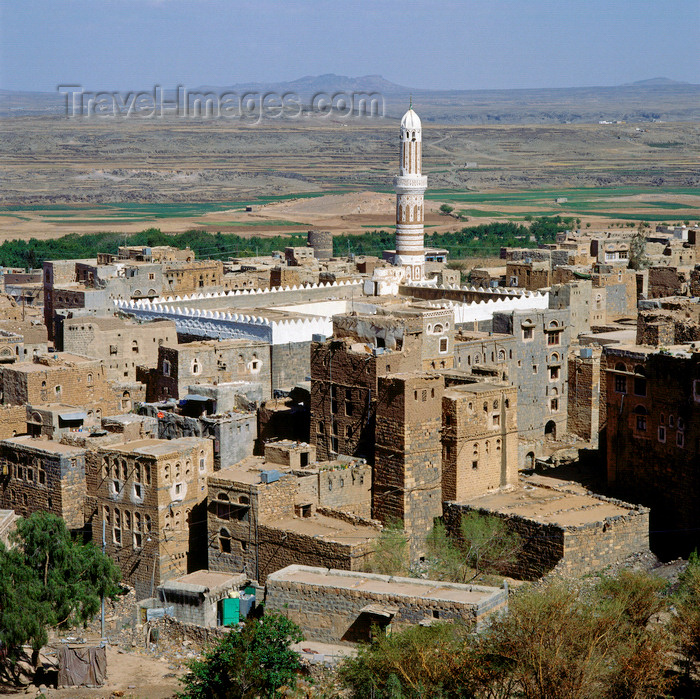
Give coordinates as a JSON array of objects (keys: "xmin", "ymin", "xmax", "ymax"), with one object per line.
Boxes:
[{"xmin": 1, "ymin": 0, "xmax": 698, "ymax": 92}]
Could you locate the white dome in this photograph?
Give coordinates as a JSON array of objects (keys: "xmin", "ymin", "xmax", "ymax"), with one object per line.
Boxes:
[{"xmin": 400, "ymin": 108, "xmax": 421, "ymax": 131}]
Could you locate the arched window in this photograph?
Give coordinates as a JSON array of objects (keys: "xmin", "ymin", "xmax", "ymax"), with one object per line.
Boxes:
[
  {"xmin": 87, "ymin": 373, "xmax": 93, "ymax": 385},
  {"xmin": 131, "ymin": 340, "xmax": 139, "ymax": 354},
  {"xmin": 634, "ymin": 405, "xmax": 648, "ymax": 431},
  {"xmin": 191, "ymin": 358, "xmax": 201, "ymax": 375}
]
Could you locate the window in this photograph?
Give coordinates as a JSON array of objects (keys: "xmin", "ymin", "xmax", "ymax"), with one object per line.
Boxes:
[
  {"xmin": 550, "ymin": 398, "xmax": 559, "ymax": 412},
  {"xmin": 87, "ymin": 373, "xmax": 93, "ymax": 385},
  {"xmin": 219, "ymin": 528, "xmax": 231, "ymax": 553},
  {"xmin": 615, "ymin": 375, "xmax": 627, "ymax": 394},
  {"xmin": 523, "ymin": 327, "xmax": 533, "ymax": 341},
  {"xmin": 658, "ymin": 426, "xmax": 666, "ymax": 443},
  {"xmin": 492, "ymin": 414, "xmax": 501, "ymax": 426},
  {"xmin": 109, "ymin": 345, "xmax": 118, "ymax": 356},
  {"xmin": 134, "ymin": 483, "xmax": 142, "ymax": 499},
  {"xmin": 633, "ymin": 366, "xmax": 647, "ymax": 397},
  {"xmin": 635, "ymin": 406, "xmax": 647, "ymax": 432},
  {"xmin": 439, "ymin": 338, "xmax": 448, "ymax": 353},
  {"xmin": 199, "ymin": 456, "xmax": 206, "ymax": 472},
  {"xmin": 472, "ymin": 461, "xmax": 478, "ymax": 470},
  {"xmin": 216, "ymin": 493, "xmax": 231, "ymax": 520},
  {"xmin": 677, "ymin": 431, "xmax": 685, "ymax": 448},
  {"xmin": 345, "ymin": 389, "xmax": 354, "ymax": 416},
  {"xmin": 163, "ymin": 360, "xmax": 171, "ymax": 376},
  {"xmin": 144, "ymin": 514, "xmax": 152, "ymax": 533},
  {"xmin": 133, "ymin": 532, "xmax": 142, "ymax": 549},
  {"xmin": 131, "ymin": 341, "xmax": 139, "ymax": 354},
  {"xmin": 191, "ymin": 358, "xmax": 201, "ymax": 375},
  {"xmin": 532, "ymin": 365, "xmax": 538, "ymax": 374},
  {"xmin": 550, "ymin": 366, "xmax": 560, "ymax": 380}
]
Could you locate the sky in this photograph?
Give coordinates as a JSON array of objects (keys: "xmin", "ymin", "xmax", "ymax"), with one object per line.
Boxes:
[{"xmin": 1, "ymin": 0, "xmax": 698, "ymax": 92}]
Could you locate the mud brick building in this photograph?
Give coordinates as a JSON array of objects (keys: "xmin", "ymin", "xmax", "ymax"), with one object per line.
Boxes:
[
  {"xmin": 143, "ymin": 339, "xmax": 271, "ymax": 402},
  {"xmin": 0, "ymin": 353, "xmax": 124, "ymax": 415},
  {"xmin": 0, "ymin": 436, "xmax": 86, "ymax": 529},
  {"xmin": 0, "ymin": 321, "xmax": 49, "ymax": 361},
  {"xmin": 85, "ymin": 437, "xmax": 214, "ymax": 600},
  {"xmin": 602, "ymin": 346, "xmax": 700, "ymax": 555},
  {"xmin": 373, "ymin": 373, "xmax": 444, "ymax": 560},
  {"xmin": 444, "ymin": 475, "xmax": 650, "ymax": 580},
  {"xmin": 266, "ymin": 566, "xmax": 508, "ymax": 643},
  {"xmin": 549, "ymin": 280, "xmax": 592, "ymax": 339},
  {"xmin": 62, "ymin": 316, "xmax": 177, "ymax": 382},
  {"xmin": 441, "ymin": 383, "xmax": 518, "ymax": 502},
  {"xmin": 207, "ymin": 445, "xmax": 376, "ymax": 582}
]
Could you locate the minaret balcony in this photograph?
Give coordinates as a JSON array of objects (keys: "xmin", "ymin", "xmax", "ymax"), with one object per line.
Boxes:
[{"xmin": 394, "ymin": 175, "xmax": 427, "ymax": 192}]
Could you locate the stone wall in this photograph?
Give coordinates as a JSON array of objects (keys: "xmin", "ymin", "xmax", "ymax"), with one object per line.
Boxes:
[
  {"xmin": 0, "ymin": 405, "xmax": 27, "ymax": 439},
  {"xmin": 568, "ymin": 348, "xmax": 601, "ymax": 443},
  {"xmin": 270, "ymin": 341, "xmax": 312, "ymax": 391},
  {"xmin": 444, "ymin": 494, "xmax": 649, "ymax": 580},
  {"xmin": 265, "ymin": 566, "xmax": 508, "ymax": 644}
]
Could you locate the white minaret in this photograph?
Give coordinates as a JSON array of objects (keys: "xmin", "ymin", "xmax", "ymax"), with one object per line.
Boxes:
[{"xmin": 394, "ymin": 105, "xmax": 427, "ymax": 281}]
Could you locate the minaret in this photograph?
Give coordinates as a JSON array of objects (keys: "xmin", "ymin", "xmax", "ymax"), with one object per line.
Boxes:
[{"xmin": 394, "ymin": 105, "xmax": 427, "ymax": 281}]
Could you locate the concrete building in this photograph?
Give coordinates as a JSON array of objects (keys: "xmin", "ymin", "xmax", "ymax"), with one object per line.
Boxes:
[
  {"xmin": 157, "ymin": 570, "xmax": 248, "ymax": 627},
  {"xmin": 0, "ymin": 436, "xmax": 87, "ymax": 529},
  {"xmin": 86, "ymin": 437, "xmax": 214, "ymax": 599},
  {"xmin": 266, "ymin": 565, "xmax": 508, "ymax": 643}
]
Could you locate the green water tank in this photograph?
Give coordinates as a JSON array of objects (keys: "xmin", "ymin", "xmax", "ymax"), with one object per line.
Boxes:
[{"xmin": 221, "ymin": 597, "xmax": 240, "ymax": 627}]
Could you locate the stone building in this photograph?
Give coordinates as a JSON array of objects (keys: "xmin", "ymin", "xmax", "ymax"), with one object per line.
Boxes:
[
  {"xmin": 444, "ymin": 474, "xmax": 650, "ymax": 580},
  {"xmin": 0, "ymin": 436, "xmax": 87, "ymax": 529},
  {"xmin": 441, "ymin": 383, "xmax": 518, "ymax": 502},
  {"xmin": 373, "ymin": 373, "xmax": 443, "ymax": 560},
  {"xmin": 85, "ymin": 437, "xmax": 214, "ymax": 599},
  {"xmin": 311, "ymin": 305, "xmax": 454, "ymax": 463},
  {"xmin": 602, "ymin": 346, "xmax": 700, "ymax": 555},
  {"xmin": 0, "ymin": 353, "xmax": 125, "ymax": 416},
  {"xmin": 266, "ymin": 565, "xmax": 508, "ymax": 643},
  {"xmin": 144, "ymin": 339, "xmax": 271, "ymax": 403},
  {"xmin": 163, "ymin": 260, "xmax": 223, "ymax": 294},
  {"xmin": 568, "ymin": 346, "xmax": 601, "ymax": 443},
  {"xmin": 139, "ymin": 402, "xmax": 257, "ymax": 471},
  {"xmin": 0, "ymin": 404, "xmax": 28, "ymax": 440},
  {"xmin": 506, "ymin": 260, "xmax": 551, "ymax": 291},
  {"xmin": 491, "ymin": 309, "xmax": 569, "ymax": 443},
  {"xmin": 549, "ymin": 280, "xmax": 592, "ymax": 339},
  {"xmin": 207, "ymin": 445, "xmax": 376, "ymax": 582},
  {"xmin": 62, "ymin": 316, "xmax": 177, "ymax": 382}
]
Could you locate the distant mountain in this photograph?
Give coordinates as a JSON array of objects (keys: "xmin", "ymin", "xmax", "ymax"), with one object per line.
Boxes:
[
  {"xmin": 624, "ymin": 77, "xmax": 691, "ymax": 86},
  {"xmin": 2, "ymin": 75, "xmax": 699, "ymax": 124}
]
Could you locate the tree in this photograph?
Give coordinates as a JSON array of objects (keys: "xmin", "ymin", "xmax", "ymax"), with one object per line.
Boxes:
[
  {"xmin": 177, "ymin": 613, "xmax": 304, "ymax": 699},
  {"xmin": 364, "ymin": 519, "xmax": 410, "ymax": 577},
  {"xmin": 439, "ymin": 204, "xmax": 454, "ymax": 216},
  {"xmin": 430, "ymin": 513, "xmax": 521, "ymax": 580},
  {"xmin": 672, "ymin": 551, "xmax": 700, "ymax": 677},
  {"xmin": 0, "ymin": 513, "xmax": 121, "ymax": 678},
  {"xmin": 629, "ymin": 225, "xmax": 650, "ymax": 271}
]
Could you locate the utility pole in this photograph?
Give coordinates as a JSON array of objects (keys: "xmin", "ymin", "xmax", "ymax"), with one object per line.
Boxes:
[{"xmin": 100, "ymin": 516, "xmax": 105, "ymax": 640}]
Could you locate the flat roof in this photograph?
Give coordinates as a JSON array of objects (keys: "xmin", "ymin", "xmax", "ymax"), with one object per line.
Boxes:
[
  {"xmin": 267, "ymin": 514, "xmax": 381, "ymax": 544},
  {"xmin": 1, "ymin": 436, "xmax": 85, "ymax": 455},
  {"xmin": 456, "ymin": 475, "xmax": 644, "ymax": 528},
  {"xmin": 106, "ymin": 437, "xmax": 206, "ymax": 457},
  {"xmin": 268, "ymin": 565, "xmax": 503, "ymax": 606}
]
